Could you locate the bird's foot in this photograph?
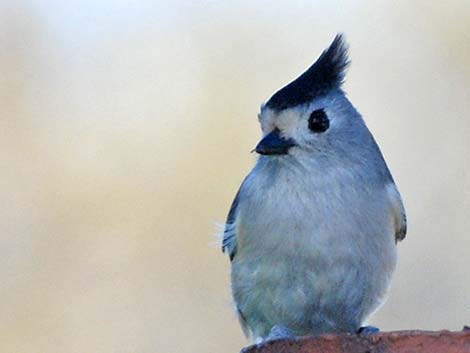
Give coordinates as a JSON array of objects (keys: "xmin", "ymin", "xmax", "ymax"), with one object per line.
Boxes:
[
  {"xmin": 266, "ymin": 325, "xmax": 294, "ymax": 341},
  {"xmin": 357, "ymin": 325, "xmax": 380, "ymax": 335}
]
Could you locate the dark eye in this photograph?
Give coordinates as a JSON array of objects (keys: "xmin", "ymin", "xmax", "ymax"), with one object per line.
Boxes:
[{"xmin": 308, "ymin": 109, "xmax": 329, "ymax": 133}]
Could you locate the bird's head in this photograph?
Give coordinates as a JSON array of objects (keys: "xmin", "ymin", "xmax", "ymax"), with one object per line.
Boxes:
[{"xmin": 256, "ymin": 34, "xmax": 369, "ymax": 161}]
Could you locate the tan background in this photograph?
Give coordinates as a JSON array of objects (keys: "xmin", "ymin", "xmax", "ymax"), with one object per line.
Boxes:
[{"xmin": 1, "ymin": 1, "xmax": 469, "ymax": 352}]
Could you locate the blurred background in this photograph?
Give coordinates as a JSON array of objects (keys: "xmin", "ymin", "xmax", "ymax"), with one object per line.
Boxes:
[{"xmin": 1, "ymin": 1, "xmax": 469, "ymax": 352}]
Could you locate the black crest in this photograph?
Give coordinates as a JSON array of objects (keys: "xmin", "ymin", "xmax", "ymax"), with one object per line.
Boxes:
[{"xmin": 265, "ymin": 34, "xmax": 349, "ymax": 111}]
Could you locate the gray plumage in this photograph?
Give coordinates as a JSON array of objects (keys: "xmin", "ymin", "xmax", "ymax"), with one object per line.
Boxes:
[{"xmin": 222, "ymin": 34, "xmax": 406, "ymax": 341}]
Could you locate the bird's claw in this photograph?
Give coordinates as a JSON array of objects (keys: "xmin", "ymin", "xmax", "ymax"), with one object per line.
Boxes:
[
  {"xmin": 266, "ymin": 325, "xmax": 294, "ymax": 341},
  {"xmin": 357, "ymin": 325, "xmax": 380, "ymax": 335}
]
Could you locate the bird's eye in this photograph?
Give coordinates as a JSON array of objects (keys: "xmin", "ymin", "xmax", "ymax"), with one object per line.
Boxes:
[{"xmin": 308, "ymin": 109, "xmax": 329, "ymax": 133}]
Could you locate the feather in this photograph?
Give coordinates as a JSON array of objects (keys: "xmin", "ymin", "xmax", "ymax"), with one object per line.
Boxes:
[
  {"xmin": 266, "ymin": 34, "xmax": 349, "ymax": 111},
  {"xmin": 222, "ymin": 188, "xmax": 241, "ymax": 261}
]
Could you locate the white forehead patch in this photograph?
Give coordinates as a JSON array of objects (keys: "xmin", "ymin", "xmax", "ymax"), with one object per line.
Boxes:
[{"xmin": 260, "ymin": 106, "xmax": 306, "ymax": 136}]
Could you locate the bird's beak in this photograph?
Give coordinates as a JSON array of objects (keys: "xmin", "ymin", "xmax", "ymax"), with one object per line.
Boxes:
[{"xmin": 255, "ymin": 129, "xmax": 296, "ymax": 155}]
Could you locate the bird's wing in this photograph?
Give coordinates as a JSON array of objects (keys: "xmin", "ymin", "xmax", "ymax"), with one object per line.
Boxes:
[
  {"xmin": 386, "ymin": 183, "xmax": 407, "ymax": 242},
  {"xmin": 222, "ymin": 185, "xmax": 250, "ymax": 336},
  {"xmin": 222, "ymin": 187, "xmax": 241, "ymax": 261}
]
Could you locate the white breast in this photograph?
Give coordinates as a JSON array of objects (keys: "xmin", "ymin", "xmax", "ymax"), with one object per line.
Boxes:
[{"xmin": 231, "ymin": 157, "xmax": 397, "ymax": 338}]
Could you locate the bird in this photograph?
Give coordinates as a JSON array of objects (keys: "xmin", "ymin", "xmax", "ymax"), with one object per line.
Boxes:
[{"xmin": 221, "ymin": 34, "xmax": 406, "ymax": 342}]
